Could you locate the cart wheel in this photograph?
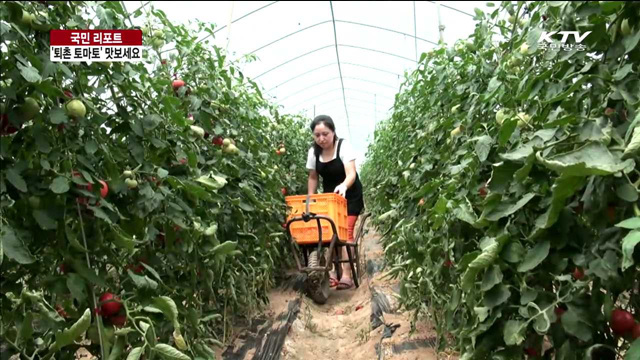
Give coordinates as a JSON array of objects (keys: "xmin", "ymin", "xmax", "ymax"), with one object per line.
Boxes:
[
  {"xmin": 307, "ymin": 249, "xmax": 330, "ymax": 305},
  {"xmin": 354, "ymin": 213, "xmax": 371, "ymax": 280}
]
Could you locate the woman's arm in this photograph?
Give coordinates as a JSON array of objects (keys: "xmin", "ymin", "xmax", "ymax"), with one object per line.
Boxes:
[
  {"xmin": 342, "ymin": 160, "xmax": 357, "ymax": 189},
  {"xmin": 308, "ymin": 170, "xmax": 319, "ymax": 195}
]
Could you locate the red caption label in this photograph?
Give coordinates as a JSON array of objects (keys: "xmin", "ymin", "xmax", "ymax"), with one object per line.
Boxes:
[{"xmin": 50, "ymin": 30, "xmax": 142, "ymax": 46}]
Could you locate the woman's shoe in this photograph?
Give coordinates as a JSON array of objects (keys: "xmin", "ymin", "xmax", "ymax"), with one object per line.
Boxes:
[{"xmin": 336, "ymin": 278, "xmax": 354, "ymax": 290}]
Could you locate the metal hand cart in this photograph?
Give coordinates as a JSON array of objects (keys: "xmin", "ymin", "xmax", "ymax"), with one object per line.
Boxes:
[{"xmin": 284, "ymin": 195, "xmax": 370, "ymax": 304}]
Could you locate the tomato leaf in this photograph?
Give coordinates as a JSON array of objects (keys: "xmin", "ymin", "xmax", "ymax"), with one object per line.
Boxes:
[
  {"xmin": 211, "ymin": 241, "xmax": 237, "ymax": 257},
  {"xmin": 626, "ymin": 339, "xmax": 640, "ymax": 360},
  {"xmin": 152, "ymin": 296, "xmax": 180, "ymax": 329},
  {"xmin": 196, "ymin": 174, "xmax": 227, "ymax": 190},
  {"xmin": 71, "ymin": 259, "xmax": 108, "ymax": 288},
  {"xmin": 1, "ymin": 226, "xmax": 35, "ymax": 264},
  {"xmin": 50, "ymin": 176, "xmax": 70, "ymax": 194},
  {"xmin": 498, "ymin": 118, "xmax": 518, "ymax": 146},
  {"xmin": 555, "ymin": 341, "xmax": 575, "ymax": 360},
  {"xmin": 536, "ymin": 142, "xmax": 635, "ymax": 176},
  {"xmin": 50, "ymin": 108, "xmax": 68, "ymax": 124},
  {"xmin": 6, "ymin": 169, "xmax": 27, "ymax": 192},
  {"xmin": 17, "ymin": 62, "xmax": 42, "ymax": 83},
  {"xmin": 107, "ymin": 336, "xmax": 125, "ymax": 360},
  {"xmin": 51, "ymin": 308, "xmax": 91, "ymax": 351},
  {"xmin": 562, "ymin": 306, "xmax": 593, "ymax": 342},
  {"xmin": 34, "ymin": 126, "xmax": 52, "ymax": 153},
  {"xmin": 621, "ymin": 230, "xmax": 640, "ymax": 271},
  {"xmin": 623, "ymin": 125, "xmax": 640, "ymax": 158},
  {"xmin": 454, "ymin": 198, "xmax": 478, "ymax": 225},
  {"xmin": 483, "ymin": 284, "xmax": 511, "ymax": 308},
  {"xmin": 517, "ymin": 241, "xmax": 550, "ymax": 272},
  {"xmin": 483, "ymin": 193, "xmax": 536, "ymax": 221},
  {"xmin": 66, "ymin": 273, "xmax": 87, "ymax": 303},
  {"xmin": 32, "ymin": 210, "xmax": 57, "ymax": 230},
  {"xmin": 502, "ymin": 241, "xmax": 525, "ymax": 263},
  {"xmin": 17, "ymin": 312, "xmax": 34, "ymax": 345},
  {"xmin": 475, "ymin": 135, "xmax": 492, "ymax": 162},
  {"xmin": 153, "ymin": 344, "xmax": 190, "ymax": 360},
  {"xmin": 140, "ymin": 262, "xmax": 164, "ymax": 285},
  {"xmin": 126, "ymin": 347, "xmax": 144, "ymax": 360},
  {"xmin": 616, "ymin": 217, "xmax": 640, "ymax": 230},
  {"xmin": 616, "ymin": 184, "xmax": 638, "ymax": 203},
  {"xmin": 623, "ymin": 28, "xmax": 640, "ymax": 54},
  {"xmin": 590, "ymin": 251, "xmax": 620, "ymax": 280},
  {"xmin": 481, "ymin": 265, "xmax": 503, "ymax": 292},
  {"xmin": 128, "ymin": 270, "xmax": 158, "ymax": 290},
  {"xmin": 535, "ymin": 176, "xmax": 585, "ymax": 229},
  {"xmin": 487, "ymin": 162, "xmax": 521, "ymax": 194},
  {"xmin": 157, "ymin": 168, "xmax": 169, "ymax": 178},
  {"xmin": 85, "ymin": 140, "xmax": 98, "ymax": 155},
  {"xmin": 503, "ymin": 320, "xmax": 526, "ymax": 346},
  {"xmin": 462, "ymin": 241, "xmax": 501, "ymax": 291},
  {"xmin": 612, "ymin": 64, "xmax": 633, "ymax": 81},
  {"xmin": 500, "ymin": 142, "xmax": 539, "ymax": 162},
  {"xmin": 142, "ymin": 114, "xmax": 162, "ymax": 131},
  {"xmin": 519, "ymin": 288, "xmax": 538, "ymax": 305},
  {"xmin": 111, "ymin": 226, "xmax": 136, "ymax": 251},
  {"xmin": 238, "ymin": 201, "xmax": 255, "ymax": 212}
]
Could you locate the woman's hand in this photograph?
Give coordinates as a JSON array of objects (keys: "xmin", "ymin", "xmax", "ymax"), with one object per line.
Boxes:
[{"xmin": 334, "ymin": 183, "xmax": 347, "ymax": 197}]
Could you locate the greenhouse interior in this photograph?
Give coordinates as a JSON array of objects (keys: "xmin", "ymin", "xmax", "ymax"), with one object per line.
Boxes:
[{"xmin": 1, "ymin": 1, "xmax": 639, "ymax": 360}]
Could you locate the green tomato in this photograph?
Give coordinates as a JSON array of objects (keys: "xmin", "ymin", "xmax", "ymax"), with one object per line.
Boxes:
[
  {"xmin": 66, "ymin": 99, "xmax": 86, "ymax": 118},
  {"xmin": 125, "ymin": 178, "xmax": 138, "ymax": 189},
  {"xmin": 516, "ymin": 112, "xmax": 531, "ymax": 128},
  {"xmin": 21, "ymin": 97, "xmax": 40, "ymax": 120},
  {"xmin": 31, "ymin": 12, "xmax": 50, "ymax": 31},
  {"xmin": 152, "ymin": 38, "xmax": 165, "ymax": 49},
  {"xmin": 465, "ymin": 40, "xmax": 475, "ymax": 51},
  {"xmin": 20, "ymin": 12, "xmax": 35, "ymax": 27},
  {"xmin": 621, "ymin": 19, "xmax": 631, "ymax": 36},
  {"xmin": 189, "ymin": 125, "xmax": 205, "ymax": 138}
]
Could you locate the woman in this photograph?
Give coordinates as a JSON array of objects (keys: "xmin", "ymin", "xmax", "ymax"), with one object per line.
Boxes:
[{"xmin": 306, "ymin": 115, "xmax": 365, "ymax": 290}]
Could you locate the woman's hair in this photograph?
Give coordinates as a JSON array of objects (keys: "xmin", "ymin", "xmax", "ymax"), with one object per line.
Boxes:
[{"xmin": 310, "ymin": 115, "xmax": 338, "ymax": 157}]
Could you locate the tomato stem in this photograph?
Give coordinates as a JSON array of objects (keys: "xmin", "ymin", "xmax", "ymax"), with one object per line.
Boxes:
[{"xmin": 76, "ymin": 201, "xmax": 106, "ymax": 360}]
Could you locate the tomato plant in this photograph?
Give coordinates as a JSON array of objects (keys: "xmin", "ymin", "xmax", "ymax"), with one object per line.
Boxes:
[
  {"xmin": 362, "ymin": 1, "xmax": 640, "ymax": 358},
  {"xmin": 0, "ymin": 1, "xmax": 313, "ymax": 359}
]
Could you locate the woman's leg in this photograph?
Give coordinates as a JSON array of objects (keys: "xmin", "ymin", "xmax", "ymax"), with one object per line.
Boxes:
[{"xmin": 337, "ymin": 215, "xmax": 359, "ymax": 289}]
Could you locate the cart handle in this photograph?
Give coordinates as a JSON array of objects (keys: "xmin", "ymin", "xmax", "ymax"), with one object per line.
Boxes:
[{"xmin": 285, "ymin": 214, "xmax": 339, "ymax": 239}]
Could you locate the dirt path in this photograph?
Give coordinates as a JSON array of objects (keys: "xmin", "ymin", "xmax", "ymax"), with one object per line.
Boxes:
[{"xmin": 220, "ymin": 225, "xmax": 459, "ymax": 360}]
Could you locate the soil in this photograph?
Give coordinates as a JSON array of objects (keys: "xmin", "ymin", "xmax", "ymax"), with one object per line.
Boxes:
[
  {"xmin": 63, "ymin": 222, "xmax": 456, "ymax": 360},
  {"xmin": 220, "ymin": 223, "xmax": 459, "ymax": 360}
]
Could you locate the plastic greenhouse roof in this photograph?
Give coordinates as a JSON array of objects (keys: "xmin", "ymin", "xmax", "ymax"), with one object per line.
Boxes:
[{"xmin": 123, "ymin": 1, "xmax": 496, "ymax": 168}]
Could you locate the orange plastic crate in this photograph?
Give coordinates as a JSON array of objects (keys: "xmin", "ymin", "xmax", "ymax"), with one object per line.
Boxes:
[{"xmin": 285, "ymin": 193, "xmax": 348, "ymax": 244}]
